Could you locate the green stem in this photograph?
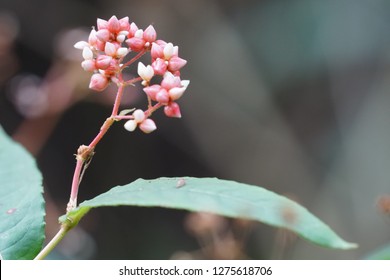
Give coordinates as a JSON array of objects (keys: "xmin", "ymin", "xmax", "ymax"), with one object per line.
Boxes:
[
  {"xmin": 34, "ymin": 207, "xmax": 91, "ymax": 260},
  {"xmin": 34, "ymin": 224, "xmax": 70, "ymax": 260}
]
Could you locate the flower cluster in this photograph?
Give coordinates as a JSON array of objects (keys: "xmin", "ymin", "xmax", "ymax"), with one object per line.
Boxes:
[{"xmin": 74, "ymin": 16, "xmax": 189, "ymax": 133}]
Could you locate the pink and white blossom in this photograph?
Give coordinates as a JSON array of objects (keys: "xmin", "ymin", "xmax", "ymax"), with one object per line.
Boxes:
[
  {"xmin": 164, "ymin": 102, "xmax": 181, "ymax": 118},
  {"xmin": 75, "ymin": 15, "xmax": 189, "ymax": 133},
  {"xmin": 137, "ymin": 62, "xmax": 154, "ymax": 83},
  {"xmin": 89, "ymin": 73, "xmax": 109, "ymax": 91},
  {"xmin": 139, "ymin": 118, "xmax": 157, "ymax": 133}
]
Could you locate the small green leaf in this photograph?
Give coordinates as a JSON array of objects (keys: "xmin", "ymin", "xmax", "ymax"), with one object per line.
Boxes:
[
  {"xmin": 119, "ymin": 108, "xmax": 135, "ymax": 116},
  {"xmin": 70, "ymin": 177, "xmax": 356, "ymax": 250},
  {"xmin": 0, "ymin": 126, "xmax": 45, "ymax": 259}
]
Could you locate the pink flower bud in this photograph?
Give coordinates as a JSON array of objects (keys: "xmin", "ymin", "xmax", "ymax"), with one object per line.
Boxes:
[
  {"xmin": 126, "ymin": 37, "xmax": 145, "ymax": 52},
  {"xmin": 103, "ymin": 59, "xmax": 120, "ymax": 76},
  {"xmin": 96, "ymin": 29, "xmax": 110, "ymax": 42},
  {"xmin": 95, "ymin": 55, "xmax": 112, "ymax": 70},
  {"xmin": 104, "ymin": 42, "xmax": 117, "ymax": 57},
  {"xmin": 108, "ymin": 15, "xmax": 120, "ymax": 33},
  {"xmin": 96, "ymin": 40, "xmax": 105, "ymax": 51},
  {"xmin": 143, "ymin": 84, "xmax": 161, "ymax": 100},
  {"xmin": 81, "ymin": 59, "xmax": 96, "ymax": 72},
  {"xmin": 97, "ymin": 18, "xmax": 108, "ymax": 30},
  {"xmin": 143, "ymin": 25, "xmax": 157, "ymax": 42},
  {"xmin": 155, "ymin": 39, "xmax": 167, "ymax": 49},
  {"xmin": 164, "ymin": 102, "xmax": 181, "ymax": 118},
  {"xmin": 139, "ymin": 119, "xmax": 157, "ymax": 133},
  {"xmin": 129, "ymin": 22, "xmax": 138, "ymax": 37},
  {"xmin": 152, "ymin": 58, "xmax": 168, "ymax": 75},
  {"xmin": 119, "ymin": 17, "xmax": 130, "ymax": 32},
  {"xmin": 156, "ymin": 88, "xmax": 170, "ymax": 104},
  {"xmin": 151, "ymin": 42, "xmax": 164, "ymax": 59},
  {"xmin": 168, "ymin": 56, "xmax": 187, "ymax": 72},
  {"xmin": 161, "ymin": 72, "xmax": 181, "ymax": 89},
  {"xmin": 89, "ymin": 73, "xmax": 109, "ymax": 91},
  {"xmin": 170, "ymin": 70, "xmax": 181, "ymax": 76}
]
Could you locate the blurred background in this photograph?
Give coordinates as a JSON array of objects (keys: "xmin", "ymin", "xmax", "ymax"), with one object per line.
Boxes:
[{"xmin": 1, "ymin": 0, "xmax": 390, "ymax": 259}]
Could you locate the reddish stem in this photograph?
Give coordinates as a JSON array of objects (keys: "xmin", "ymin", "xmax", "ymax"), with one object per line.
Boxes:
[
  {"xmin": 66, "ymin": 49, "xmax": 155, "ymax": 213},
  {"xmin": 121, "ymin": 49, "xmax": 147, "ymax": 69},
  {"xmin": 123, "ymin": 76, "xmax": 143, "ymax": 86},
  {"xmin": 145, "ymin": 102, "xmax": 163, "ymax": 117},
  {"xmin": 66, "ymin": 80, "xmax": 125, "ymax": 212},
  {"xmin": 111, "ymin": 83, "xmax": 125, "ymax": 117},
  {"xmin": 88, "ymin": 83, "xmax": 124, "ymax": 149},
  {"xmin": 66, "ymin": 159, "xmax": 83, "ymax": 212},
  {"xmin": 112, "ymin": 115, "xmax": 133, "ymax": 120}
]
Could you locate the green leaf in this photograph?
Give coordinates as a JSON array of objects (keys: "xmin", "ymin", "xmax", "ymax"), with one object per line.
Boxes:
[
  {"xmin": 119, "ymin": 108, "xmax": 135, "ymax": 116},
  {"xmin": 364, "ymin": 243, "xmax": 390, "ymax": 260},
  {"xmin": 0, "ymin": 126, "xmax": 45, "ymax": 259},
  {"xmin": 69, "ymin": 177, "xmax": 356, "ymax": 250}
]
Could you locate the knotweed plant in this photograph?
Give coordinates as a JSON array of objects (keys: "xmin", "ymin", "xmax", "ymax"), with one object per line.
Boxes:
[
  {"xmin": 69, "ymin": 16, "xmax": 189, "ymax": 212},
  {"xmin": 0, "ymin": 16, "xmax": 357, "ymax": 261},
  {"xmin": 33, "ymin": 16, "xmax": 190, "ymax": 259}
]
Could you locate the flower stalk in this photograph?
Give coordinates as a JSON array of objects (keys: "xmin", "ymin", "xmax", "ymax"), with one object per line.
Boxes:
[
  {"xmin": 67, "ymin": 16, "xmax": 190, "ymax": 212},
  {"xmin": 38, "ymin": 15, "xmax": 190, "ymax": 259}
]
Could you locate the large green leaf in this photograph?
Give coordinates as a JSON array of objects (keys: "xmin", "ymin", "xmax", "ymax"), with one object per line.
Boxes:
[
  {"xmin": 68, "ymin": 177, "xmax": 356, "ymax": 250},
  {"xmin": 0, "ymin": 126, "xmax": 45, "ymax": 259}
]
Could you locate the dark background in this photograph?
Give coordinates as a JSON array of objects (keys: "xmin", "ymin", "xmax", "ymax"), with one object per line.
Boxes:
[{"xmin": 1, "ymin": 0, "xmax": 390, "ymax": 259}]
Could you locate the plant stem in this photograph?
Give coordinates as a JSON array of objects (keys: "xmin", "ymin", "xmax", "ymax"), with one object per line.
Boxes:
[
  {"xmin": 66, "ymin": 159, "xmax": 83, "ymax": 212},
  {"xmin": 34, "ymin": 206, "xmax": 91, "ymax": 260},
  {"xmin": 145, "ymin": 102, "xmax": 163, "ymax": 117},
  {"xmin": 121, "ymin": 49, "xmax": 146, "ymax": 69},
  {"xmin": 123, "ymin": 76, "xmax": 143, "ymax": 86},
  {"xmin": 111, "ymin": 84, "xmax": 125, "ymax": 117},
  {"xmin": 87, "ymin": 117, "xmax": 115, "ymax": 150},
  {"xmin": 34, "ymin": 224, "xmax": 71, "ymax": 260},
  {"xmin": 42, "ymin": 47, "xmax": 150, "ymax": 258},
  {"xmin": 65, "ymin": 83, "xmax": 125, "ymax": 213}
]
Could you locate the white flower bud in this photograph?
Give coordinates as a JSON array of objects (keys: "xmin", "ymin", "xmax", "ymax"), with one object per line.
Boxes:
[
  {"xmin": 133, "ymin": 109, "xmax": 145, "ymax": 123},
  {"xmin": 163, "ymin": 43, "xmax": 174, "ymax": 59},
  {"xmin": 134, "ymin": 29, "xmax": 143, "ymax": 38},
  {"xmin": 124, "ymin": 120, "xmax": 137, "ymax": 132},
  {"xmin": 74, "ymin": 41, "xmax": 89, "ymax": 50},
  {"xmin": 181, "ymin": 80, "xmax": 190, "ymax": 88},
  {"xmin": 82, "ymin": 47, "xmax": 93, "ymax": 60},
  {"xmin": 116, "ymin": 47, "xmax": 128, "ymax": 57},
  {"xmin": 104, "ymin": 42, "xmax": 116, "ymax": 57},
  {"xmin": 169, "ymin": 87, "xmax": 186, "ymax": 100},
  {"xmin": 137, "ymin": 62, "xmax": 154, "ymax": 82},
  {"xmin": 116, "ymin": 34, "xmax": 126, "ymax": 43},
  {"xmin": 81, "ymin": 60, "xmax": 95, "ymax": 72},
  {"xmin": 118, "ymin": 30, "xmax": 129, "ymax": 36}
]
